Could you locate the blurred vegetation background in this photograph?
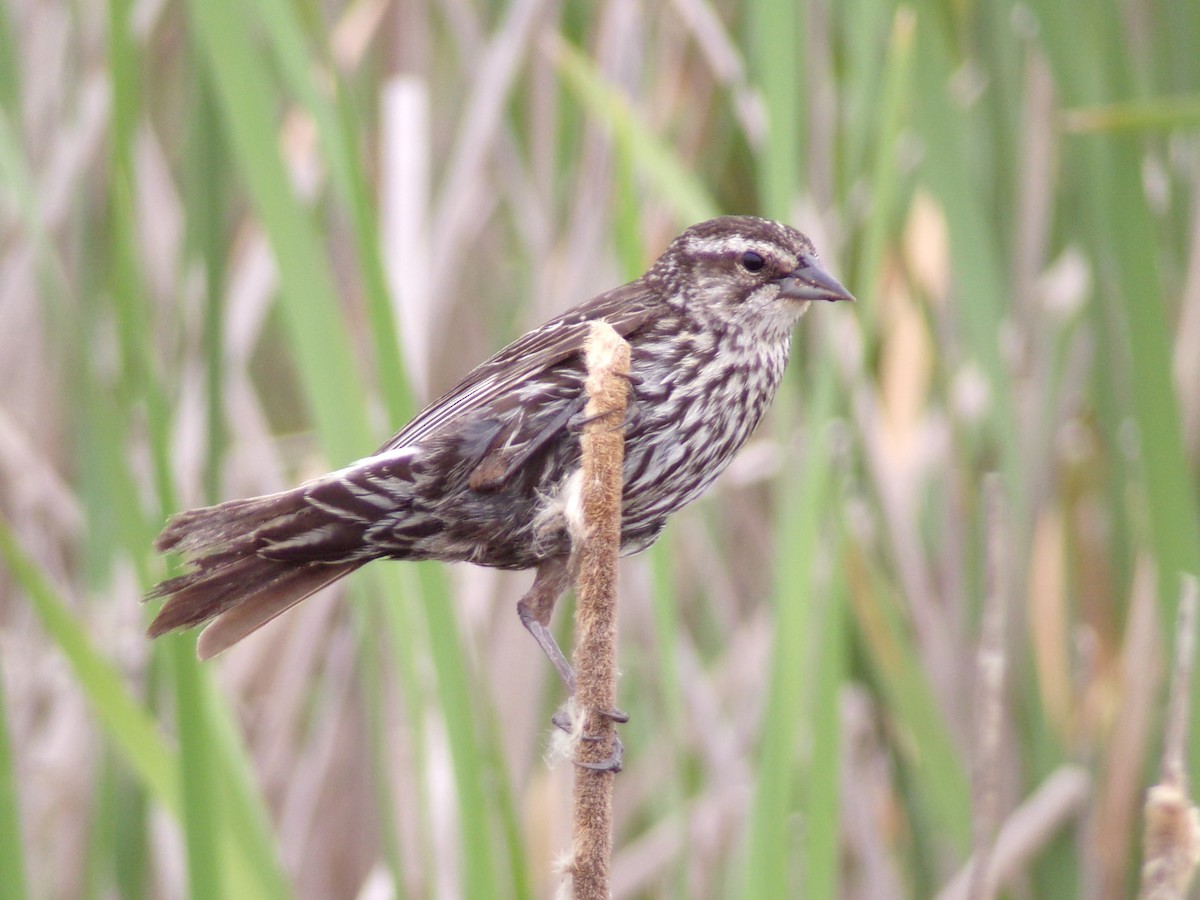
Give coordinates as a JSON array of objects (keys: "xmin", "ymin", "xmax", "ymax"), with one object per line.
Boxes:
[{"xmin": 2, "ymin": 0, "xmax": 1199, "ymax": 897}]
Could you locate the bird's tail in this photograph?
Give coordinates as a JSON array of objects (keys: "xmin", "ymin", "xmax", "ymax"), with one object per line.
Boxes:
[{"xmin": 146, "ymin": 488, "xmax": 365, "ymax": 659}]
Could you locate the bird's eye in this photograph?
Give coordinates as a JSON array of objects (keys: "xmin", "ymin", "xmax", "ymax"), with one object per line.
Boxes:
[{"xmin": 741, "ymin": 251, "xmax": 765, "ymax": 273}]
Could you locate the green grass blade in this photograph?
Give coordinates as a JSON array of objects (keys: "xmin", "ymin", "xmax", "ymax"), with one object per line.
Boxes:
[
  {"xmin": 1, "ymin": 520, "xmax": 290, "ymax": 898},
  {"xmin": 749, "ymin": 0, "xmax": 802, "ymax": 217},
  {"xmin": 377, "ymin": 569, "xmax": 438, "ymax": 883},
  {"xmin": 0, "ymin": 0, "xmax": 17, "ymax": 113},
  {"xmin": 799, "ymin": 545, "xmax": 847, "ymax": 898},
  {"xmin": 1062, "ymin": 95, "xmax": 1200, "ymax": 132},
  {"xmin": 182, "ymin": 68, "xmax": 229, "ymax": 504},
  {"xmin": 248, "ymin": 0, "xmax": 414, "ymax": 424},
  {"xmin": 910, "ymin": 18, "xmax": 1014, "ymax": 434},
  {"xmin": 849, "ymin": 558, "xmax": 971, "ymax": 859},
  {"xmin": 741, "ymin": 370, "xmax": 838, "ymax": 897},
  {"xmin": 355, "ymin": 598, "xmax": 412, "ymax": 899},
  {"xmin": 184, "ymin": 0, "xmax": 372, "ymax": 462},
  {"xmin": 853, "ymin": 6, "xmax": 916, "ymax": 341},
  {"xmin": 1038, "ymin": 0, "xmax": 1200, "ymax": 767},
  {"xmin": 415, "ymin": 562, "xmax": 499, "ymax": 895},
  {"xmin": 0, "ymin": 109, "xmax": 37, "ymax": 233},
  {"xmin": 0, "ymin": 520, "xmax": 179, "ymax": 808},
  {"xmin": 199, "ymin": 675, "xmax": 298, "ymax": 900},
  {"xmin": 0, "ymin": 675, "xmax": 29, "ymax": 900},
  {"xmin": 106, "ymin": 3, "xmax": 235, "ymax": 893},
  {"xmin": 87, "ymin": 757, "xmax": 149, "ymax": 900},
  {"xmin": 172, "ymin": 641, "xmax": 225, "ymax": 900},
  {"xmin": 552, "ymin": 37, "xmax": 719, "ymax": 223}
]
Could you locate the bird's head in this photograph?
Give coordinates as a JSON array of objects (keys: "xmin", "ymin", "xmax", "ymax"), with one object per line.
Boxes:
[{"xmin": 648, "ymin": 216, "xmax": 854, "ymax": 336}]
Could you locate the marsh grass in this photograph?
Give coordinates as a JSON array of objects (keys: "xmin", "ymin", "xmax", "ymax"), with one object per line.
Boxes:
[{"xmin": 1, "ymin": 0, "xmax": 1198, "ymax": 897}]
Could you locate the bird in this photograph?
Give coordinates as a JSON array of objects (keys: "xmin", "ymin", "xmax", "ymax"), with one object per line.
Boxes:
[{"xmin": 147, "ymin": 216, "xmax": 853, "ymax": 680}]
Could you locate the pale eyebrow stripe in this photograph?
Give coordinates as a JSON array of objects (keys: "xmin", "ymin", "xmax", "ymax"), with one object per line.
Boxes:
[
  {"xmin": 683, "ymin": 234, "xmax": 796, "ymax": 269},
  {"xmin": 684, "ymin": 235, "xmax": 759, "ymax": 256}
]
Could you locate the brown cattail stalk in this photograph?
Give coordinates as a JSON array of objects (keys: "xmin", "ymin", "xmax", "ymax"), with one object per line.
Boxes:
[
  {"xmin": 564, "ymin": 322, "xmax": 631, "ymax": 900},
  {"xmin": 1139, "ymin": 575, "xmax": 1200, "ymax": 900},
  {"xmin": 967, "ymin": 475, "xmax": 1011, "ymax": 900},
  {"xmin": 936, "ymin": 767, "xmax": 1091, "ymax": 900}
]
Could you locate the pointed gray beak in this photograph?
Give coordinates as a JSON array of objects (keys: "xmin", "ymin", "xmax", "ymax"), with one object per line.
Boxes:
[{"xmin": 778, "ymin": 254, "xmax": 855, "ymax": 303}]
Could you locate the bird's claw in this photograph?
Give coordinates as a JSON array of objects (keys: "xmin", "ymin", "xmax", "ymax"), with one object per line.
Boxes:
[
  {"xmin": 553, "ymin": 706, "xmax": 628, "ymax": 773},
  {"xmin": 552, "ymin": 706, "xmax": 628, "ymax": 730},
  {"xmin": 574, "ymin": 737, "xmax": 624, "ymax": 773},
  {"xmin": 568, "ymin": 401, "xmax": 642, "ymax": 436}
]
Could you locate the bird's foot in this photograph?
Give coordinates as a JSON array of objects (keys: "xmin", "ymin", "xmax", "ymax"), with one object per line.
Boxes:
[
  {"xmin": 516, "ymin": 566, "xmax": 627, "ymax": 772},
  {"xmin": 553, "ymin": 705, "xmax": 628, "ymax": 773},
  {"xmin": 568, "ymin": 402, "xmax": 641, "ymax": 435}
]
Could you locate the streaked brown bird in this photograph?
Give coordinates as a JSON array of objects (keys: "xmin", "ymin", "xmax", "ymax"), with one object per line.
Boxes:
[{"xmin": 148, "ymin": 216, "xmax": 853, "ymax": 686}]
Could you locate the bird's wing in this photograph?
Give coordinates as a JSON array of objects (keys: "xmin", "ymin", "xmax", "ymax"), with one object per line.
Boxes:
[{"xmin": 377, "ymin": 281, "xmax": 654, "ymax": 455}]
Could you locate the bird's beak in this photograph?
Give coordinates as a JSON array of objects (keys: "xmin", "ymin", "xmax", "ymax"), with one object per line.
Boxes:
[{"xmin": 778, "ymin": 254, "xmax": 855, "ymax": 303}]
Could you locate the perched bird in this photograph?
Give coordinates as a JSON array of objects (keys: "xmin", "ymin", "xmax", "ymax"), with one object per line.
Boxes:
[{"xmin": 148, "ymin": 216, "xmax": 853, "ymax": 679}]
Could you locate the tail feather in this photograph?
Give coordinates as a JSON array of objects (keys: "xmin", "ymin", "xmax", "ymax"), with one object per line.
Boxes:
[
  {"xmin": 147, "ymin": 488, "xmax": 367, "ymax": 656},
  {"xmin": 195, "ymin": 562, "xmax": 358, "ymax": 659},
  {"xmin": 155, "ymin": 490, "xmax": 303, "ymax": 554}
]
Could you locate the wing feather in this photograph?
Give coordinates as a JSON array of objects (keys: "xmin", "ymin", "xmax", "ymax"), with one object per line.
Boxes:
[{"xmin": 377, "ymin": 281, "xmax": 655, "ymax": 453}]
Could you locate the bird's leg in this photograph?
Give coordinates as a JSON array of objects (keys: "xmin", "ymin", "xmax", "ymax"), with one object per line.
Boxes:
[
  {"xmin": 517, "ymin": 558, "xmax": 575, "ymax": 691},
  {"xmin": 517, "ymin": 557, "xmax": 628, "ymax": 772}
]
